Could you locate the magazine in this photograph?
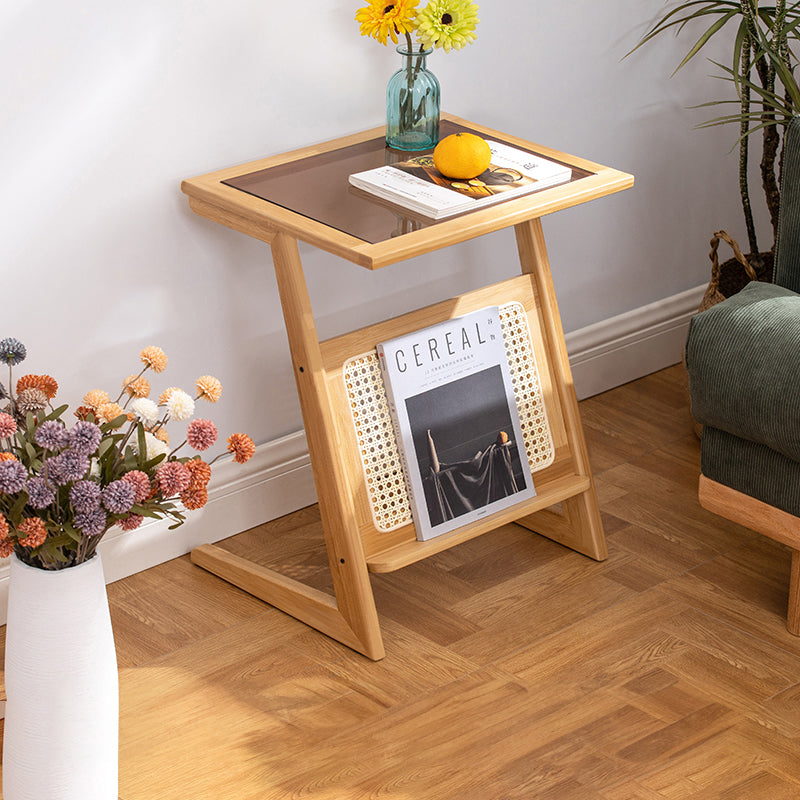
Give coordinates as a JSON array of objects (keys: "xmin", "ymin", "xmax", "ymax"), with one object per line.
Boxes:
[
  {"xmin": 376, "ymin": 306, "xmax": 536, "ymax": 541},
  {"xmin": 349, "ymin": 140, "xmax": 573, "ymax": 220}
]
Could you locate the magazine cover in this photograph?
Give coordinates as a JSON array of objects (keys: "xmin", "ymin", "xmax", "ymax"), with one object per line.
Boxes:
[
  {"xmin": 349, "ymin": 140, "xmax": 573, "ymax": 220},
  {"xmin": 377, "ymin": 306, "xmax": 536, "ymax": 541}
]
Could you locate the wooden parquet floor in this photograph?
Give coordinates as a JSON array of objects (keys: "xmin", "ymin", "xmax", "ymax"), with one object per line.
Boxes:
[{"xmin": 8, "ymin": 364, "xmax": 800, "ymax": 799}]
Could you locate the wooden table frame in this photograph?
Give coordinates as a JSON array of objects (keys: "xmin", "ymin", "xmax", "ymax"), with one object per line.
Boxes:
[{"xmin": 182, "ymin": 114, "xmax": 634, "ymax": 660}]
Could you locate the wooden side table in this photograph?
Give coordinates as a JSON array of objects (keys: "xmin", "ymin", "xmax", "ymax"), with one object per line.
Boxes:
[{"xmin": 181, "ymin": 113, "xmax": 634, "ymax": 660}]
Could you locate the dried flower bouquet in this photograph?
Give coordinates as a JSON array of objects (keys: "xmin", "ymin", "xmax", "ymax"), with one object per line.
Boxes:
[{"xmin": 0, "ymin": 337, "xmax": 255, "ymax": 569}]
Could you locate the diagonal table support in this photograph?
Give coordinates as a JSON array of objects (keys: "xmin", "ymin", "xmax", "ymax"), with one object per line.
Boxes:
[{"xmin": 511, "ymin": 219, "xmax": 607, "ymax": 561}]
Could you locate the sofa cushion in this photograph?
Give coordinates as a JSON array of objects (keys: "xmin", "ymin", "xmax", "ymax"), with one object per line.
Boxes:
[
  {"xmin": 686, "ymin": 280, "xmax": 800, "ymax": 461},
  {"xmin": 701, "ymin": 426, "xmax": 800, "ymax": 517}
]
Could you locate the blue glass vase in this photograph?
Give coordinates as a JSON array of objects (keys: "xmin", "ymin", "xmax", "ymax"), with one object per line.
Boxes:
[{"xmin": 385, "ymin": 45, "xmax": 440, "ymax": 151}]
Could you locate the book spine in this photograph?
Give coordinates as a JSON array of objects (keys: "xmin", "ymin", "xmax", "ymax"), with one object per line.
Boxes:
[{"xmin": 375, "ymin": 344, "xmax": 427, "ymax": 540}]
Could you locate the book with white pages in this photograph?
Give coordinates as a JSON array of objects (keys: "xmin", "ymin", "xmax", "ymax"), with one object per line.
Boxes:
[{"xmin": 349, "ymin": 140, "xmax": 572, "ymax": 220}]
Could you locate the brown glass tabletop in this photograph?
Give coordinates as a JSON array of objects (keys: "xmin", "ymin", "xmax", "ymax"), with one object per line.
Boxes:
[{"xmin": 181, "ymin": 113, "xmax": 633, "ymax": 270}]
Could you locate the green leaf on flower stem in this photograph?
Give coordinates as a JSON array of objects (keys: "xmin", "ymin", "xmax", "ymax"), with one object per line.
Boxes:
[
  {"xmin": 44, "ymin": 404, "xmax": 69, "ymax": 422},
  {"xmin": 130, "ymin": 504, "xmax": 159, "ymax": 519},
  {"xmin": 97, "ymin": 435, "xmax": 116, "ymax": 459},
  {"xmin": 62, "ymin": 521, "xmax": 82, "ymax": 543},
  {"xmin": 137, "ymin": 422, "xmax": 147, "ymax": 468},
  {"xmin": 101, "ymin": 414, "xmax": 128, "ymax": 432},
  {"xmin": 142, "ymin": 453, "xmax": 166, "ymax": 471},
  {"xmin": 9, "ymin": 492, "xmax": 27, "ymax": 525},
  {"xmin": 24, "ymin": 441, "xmax": 37, "ymax": 463},
  {"xmin": 36, "ymin": 534, "xmax": 72, "ymax": 562}
]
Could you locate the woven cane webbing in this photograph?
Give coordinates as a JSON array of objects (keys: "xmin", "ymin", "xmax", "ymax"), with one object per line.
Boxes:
[{"xmin": 343, "ymin": 302, "xmax": 554, "ymax": 532}]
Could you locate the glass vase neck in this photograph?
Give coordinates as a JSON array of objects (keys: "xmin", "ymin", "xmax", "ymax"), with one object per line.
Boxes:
[{"xmin": 396, "ymin": 45, "xmax": 433, "ymax": 59}]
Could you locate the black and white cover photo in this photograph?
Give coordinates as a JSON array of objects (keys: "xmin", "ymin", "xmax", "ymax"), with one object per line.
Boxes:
[{"xmin": 377, "ymin": 306, "xmax": 536, "ymax": 541}]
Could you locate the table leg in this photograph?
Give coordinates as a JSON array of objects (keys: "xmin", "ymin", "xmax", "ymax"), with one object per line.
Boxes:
[
  {"xmin": 512, "ymin": 218, "xmax": 608, "ymax": 561},
  {"xmin": 192, "ymin": 233, "xmax": 385, "ymax": 660}
]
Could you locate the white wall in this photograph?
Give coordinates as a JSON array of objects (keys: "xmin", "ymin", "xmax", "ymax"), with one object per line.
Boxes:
[{"xmin": 1, "ymin": 1, "xmax": 764, "ymax": 467}]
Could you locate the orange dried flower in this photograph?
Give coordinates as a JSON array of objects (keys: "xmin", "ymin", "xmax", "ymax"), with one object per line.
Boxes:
[
  {"xmin": 96, "ymin": 402, "xmax": 127, "ymax": 423},
  {"xmin": 185, "ymin": 458, "xmax": 212, "ymax": 490},
  {"xmin": 16, "ymin": 374, "xmax": 58, "ymax": 400},
  {"xmin": 0, "ymin": 512, "xmax": 8, "ymax": 540},
  {"xmin": 140, "ymin": 346, "xmax": 168, "ymax": 373},
  {"xmin": 0, "ymin": 452, "xmax": 18, "ymax": 462},
  {"xmin": 195, "ymin": 375, "xmax": 222, "ymax": 403},
  {"xmin": 158, "ymin": 387, "xmax": 180, "ymax": 405},
  {"xmin": 152, "ymin": 426, "xmax": 170, "ymax": 445},
  {"xmin": 226, "ymin": 433, "xmax": 255, "ymax": 464},
  {"xmin": 74, "ymin": 405, "xmax": 95, "ymax": 421},
  {"xmin": 123, "ymin": 374, "xmax": 151, "ymax": 398},
  {"xmin": 17, "ymin": 517, "xmax": 47, "ymax": 548},
  {"xmin": 180, "ymin": 487, "xmax": 208, "ymax": 510},
  {"xmin": 0, "ymin": 539, "xmax": 13, "ymax": 558},
  {"xmin": 83, "ymin": 390, "xmax": 110, "ymax": 410}
]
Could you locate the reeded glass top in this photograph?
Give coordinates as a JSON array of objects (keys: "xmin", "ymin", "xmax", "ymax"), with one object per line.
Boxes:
[{"xmin": 223, "ymin": 120, "xmax": 591, "ymax": 245}]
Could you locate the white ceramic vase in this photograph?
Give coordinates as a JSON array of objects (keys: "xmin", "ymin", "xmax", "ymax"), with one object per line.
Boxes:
[{"xmin": 3, "ymin": 554, "xmax": 119, "ymax": 800}]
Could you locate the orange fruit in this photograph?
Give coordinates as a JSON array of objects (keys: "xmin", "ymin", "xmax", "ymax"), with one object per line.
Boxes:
[{"xmin": 432, "ymin": 132, "xmax": 492, "ymax": 180}]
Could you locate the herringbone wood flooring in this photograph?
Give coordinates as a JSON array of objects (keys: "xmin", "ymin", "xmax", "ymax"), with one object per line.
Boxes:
[{"xmin": 8, "ymin": 365, "xmax": 800, "ymax": 798}]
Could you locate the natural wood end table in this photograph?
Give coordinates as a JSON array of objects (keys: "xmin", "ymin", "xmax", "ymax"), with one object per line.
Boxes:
[{"xmin": 182, "ymin": 113, "xmax": 634, "ymax": 660}]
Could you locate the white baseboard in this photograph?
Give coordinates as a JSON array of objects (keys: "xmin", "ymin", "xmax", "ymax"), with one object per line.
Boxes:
[
  {"xmin": 567, "ymin": 284, "xmax": 705, "ymax": 400},
  {"xmin": 0, "ymin": 432, "xmax": 318, "ymax": 626},
  {"xmin": 0, "ymin": 283, "xmax": 706, "ymax": 626}
]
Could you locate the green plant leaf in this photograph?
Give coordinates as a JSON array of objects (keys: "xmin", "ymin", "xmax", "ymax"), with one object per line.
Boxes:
[
  {"xmin": 137, "ymin": 422, "xmax": 147, "ymax": 469},
  {"xmin": 44, "ymin": 404, "xmax": 69, "ymax": 422},
  {"xmin": 101, "ymin": 414, "xmax": 128, "ymax": 432},
  {"xmin": 96, "ymin": 436, "xmax": 115, "ymax": 460},
  {"xmin": 141, "ymin": 452, "xmax": 167, "ymax": 471},
  {"xmin": 130, "ymin": 504, "xmax": 160, "ymax": 519},
  {"xmin": 35, "ymin": 534, "xmax": 73, "ymax": 562},
  {"xmin": 62, "ymin": 521, "xmax": 83, "ymax": 543},
  {"xmin": 8, "ymin": 491, "xmax": 27, "ymax": 525},
  {"xmin": 673, "ymin": 10, "xmax": 740, "ymax": 74}
]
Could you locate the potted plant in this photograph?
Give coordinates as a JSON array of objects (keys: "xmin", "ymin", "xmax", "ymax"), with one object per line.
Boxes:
[{"xmin": 629, "ymin": 1, "xmax": 800, "ymax": 299}]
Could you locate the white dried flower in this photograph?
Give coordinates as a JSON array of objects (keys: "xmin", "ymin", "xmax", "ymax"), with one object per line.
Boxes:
[
  {"xmin": 144, "ymin": 431, "xmax": 169, "ymax": 461},
  {"xmin": 165, "ymin": 389, "xmax": 194, "ymax": 422},
  {"xmin": 130, "ymin": 398, "xmax": 160, "ymax": 425}
]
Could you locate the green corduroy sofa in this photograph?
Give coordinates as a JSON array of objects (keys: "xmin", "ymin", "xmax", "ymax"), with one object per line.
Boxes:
[{"xmin": 686, "ymin": 115, "xmax": 800, "ymax": 636}]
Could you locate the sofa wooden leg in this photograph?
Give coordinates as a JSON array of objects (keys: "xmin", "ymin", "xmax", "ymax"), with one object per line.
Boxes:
[
  {"xmin": 789, "ymin": 550, "xmax": 800, "ymax": 636},
  {"xmin": 699, "ymin": 475, "xmax": 800, "ymax": 636}
]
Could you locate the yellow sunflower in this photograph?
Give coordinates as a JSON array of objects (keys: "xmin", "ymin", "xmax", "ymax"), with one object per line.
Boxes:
[
  {"xmin": 416, "ymin": 0, "xmax": 479, "ymax": 52},
  {"xmin": 356, "ymin": 0, "xmax": 419, "ymax": 46}
]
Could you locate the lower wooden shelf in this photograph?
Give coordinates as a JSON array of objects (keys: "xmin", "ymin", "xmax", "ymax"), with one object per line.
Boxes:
[{"xmin": 366, "ymin": 473, "xmax": 591, "ymax": 573}]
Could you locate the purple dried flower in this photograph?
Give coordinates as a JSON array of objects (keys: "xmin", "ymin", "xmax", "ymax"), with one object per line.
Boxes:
[
  {"xmin": 0, "ymin": 460, "xmax": 27, "ymax": 493},
  {"xmin": 73, "ymin": 508, "xmax": 107, "ymax": 537},
  {"xmin": 26, "ymin": 476, "xmax": 55, "ymax": 509},
  {"xmin": 34, "ymin": 420, "xmax": 69, "ymax": 452},
  {"xmin": 101, "ymin": 479, "xmax": 136, "ymax": 514},
  {"xmin": 69, "ymin": 480, "xmax": 102, "ymax": 514},
  {"xmin": 0, "ymin": 338, "xmax": 26, "ymax": 367},
  {"xmin": 68, "ymin": 420, "xmax": 102, "ymax": 456},
  {"xmin": 47, "ymin": 449, "xmax": 89, "ymax": 486}
]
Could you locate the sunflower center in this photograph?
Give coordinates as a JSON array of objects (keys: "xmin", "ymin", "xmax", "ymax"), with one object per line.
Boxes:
[
  {"xmin": 441, "ymin": 12, "xmax": 453, "ymax": 24},
  {"xmin": 383, "ymin": 4, "xmax": 395, "ymax": 13}
]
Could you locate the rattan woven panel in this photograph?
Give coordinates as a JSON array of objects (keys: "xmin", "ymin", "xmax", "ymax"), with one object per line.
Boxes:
[{"xmin": 343, "ymin": 302, "xmax": 555, "ymax": 532}]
